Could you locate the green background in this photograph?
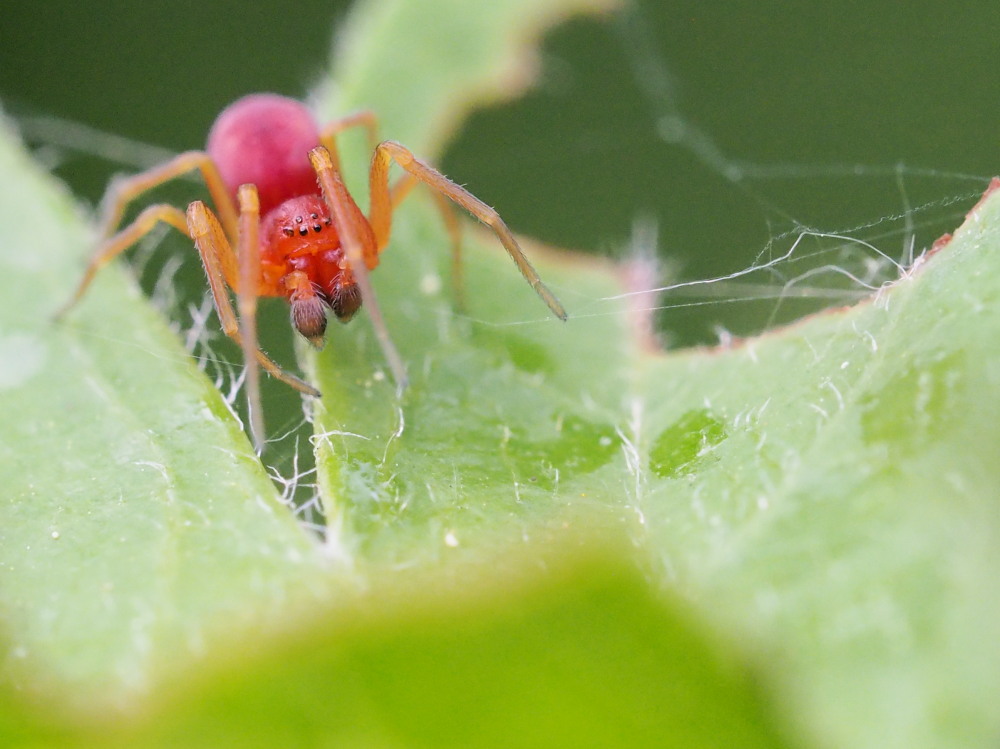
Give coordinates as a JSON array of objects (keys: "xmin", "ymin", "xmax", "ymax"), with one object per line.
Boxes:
[{"xmin": 3, "ymin": 0, "xmax": 997, "ymax": 346}]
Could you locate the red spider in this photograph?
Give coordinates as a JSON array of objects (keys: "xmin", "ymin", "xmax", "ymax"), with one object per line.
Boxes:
[{"xmin": 57, "ymin": 93, "xmax": 566, "ymax": 448}]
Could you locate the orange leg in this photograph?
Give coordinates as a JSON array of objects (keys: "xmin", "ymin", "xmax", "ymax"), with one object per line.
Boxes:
[
  {"xmin": 430, "ymin": 189, "xmax": 465, "ymax": 311},
  {"xmin": 99, "ymin": 150, "xmax": 239, "ymax": 240},
  {"xmin": 186, "ymin": 200, "xmax": 320, "ymax": 452},
  {"xmin": 318, "ymin": 110, "xmax": 379, "ymax": 173},
  {"xmin": 318, "ymin": 110, "xmax": 465, "ymax": 289},
  {"xmin": 236, "ymin": 185, "xmax": 264, "ymax": 449},
  {"xmin": 54, "ymin": 203, "xmax": 190, "ymax": 318},
  {"xmin": 57, "ymin": 150, "xmax": 241, "ymax": 319},
  {"xmin": 368, "ymin": 141, "xmax": 567, "ymax": 320},
  {"xmin": 185, "ymin": 200, "xmax": 320, "ymax": 395},
  {"xmin": 308, "ymin": 146, "xmax": 408, "ymax": 390},
  {"xmin": 321, "ymin": 110, "xmax": 466, "ymax": 310},
  {"xmin": 389, "ymin": 174, "xmax": 465, "ymax": 310}
]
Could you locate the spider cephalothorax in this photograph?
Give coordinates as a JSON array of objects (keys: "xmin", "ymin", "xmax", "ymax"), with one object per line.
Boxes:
[{"xmin": 259, "ymin": 193, "xmax": 366, "ymax": 344}]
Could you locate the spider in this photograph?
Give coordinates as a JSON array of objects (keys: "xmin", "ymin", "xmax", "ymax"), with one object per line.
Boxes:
[{"xmin": 56, "ymin": 93, "xmax": 567, "ymax": 449}]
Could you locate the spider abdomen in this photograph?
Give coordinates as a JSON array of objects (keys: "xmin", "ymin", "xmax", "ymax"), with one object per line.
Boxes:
[{"xmin": 207, "ymin": 94, "xmax": 321, "ymax": 216}]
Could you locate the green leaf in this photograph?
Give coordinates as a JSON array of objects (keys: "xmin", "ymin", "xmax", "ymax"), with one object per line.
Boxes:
[
  {"xmin": 0, "ymin": 117, "xmax": 326, "ymax": 711},
  {"xmin": 312, "ymin": 0, "xmax": 632, "ymax": 565},
  {"xmin": 310, "ymin": 5, "xmax": 1000, "ymax": 748},
  {"xmin": 5, "ymin": 0, "xmax": 1000, "ymax": 746}
]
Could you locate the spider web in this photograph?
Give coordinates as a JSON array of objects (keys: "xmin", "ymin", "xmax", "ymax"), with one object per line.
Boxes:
[{"xmin": 577, "ymin": 5, "xmax": 987, "ymax": 350}]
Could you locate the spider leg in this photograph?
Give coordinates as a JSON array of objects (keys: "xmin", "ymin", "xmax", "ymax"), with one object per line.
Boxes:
[
  {"xmin": 58, "ymin": 152, "xmax": 241, "ymax": 319},
  {"xmin": 54, "ymin": 203, "xmax": 189, "ymax": 319},
  {"xmin": 308, "ymin": 146, "xmax": 408, "ymax": 391},
  {"xmin": 235, "ymin": 185, "xmax": 264, "ymax": 450},
  {"xmin": 318, "ymin": 110, "xmax": 379, "ymax": 173},
  {"xmin": 99, "ymin": 150, "xmax": 239, "ymax": 241},
  {"xmin": 368, "ymin": 141, "xmax": 567, "ymax": 320},
  {"xmin": 186, "ymin": 200, "xmax": 321, "ymax": 417},
  {"xmin": 320, "ymin": 113, "xmax": 464, "ymax": 306},
  {"xmin": 389, "ymin": 175, "xmax": 466, "ymax": 311},
  {"xmin": 428, "ymin": 189, "xmax": 466, "ymax": 311}
]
